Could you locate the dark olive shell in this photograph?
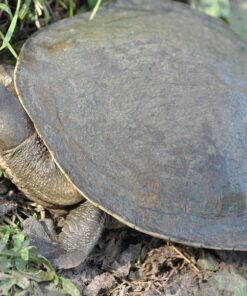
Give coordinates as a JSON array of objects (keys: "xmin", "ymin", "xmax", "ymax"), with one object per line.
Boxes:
[{"xmin": 15, "ymin": 1, "xmax": 247, "ymax": 249}]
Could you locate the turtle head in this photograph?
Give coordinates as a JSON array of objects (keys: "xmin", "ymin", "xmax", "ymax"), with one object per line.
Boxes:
[{"xmin": 0, "ymin": 84, "xmax": 34, "ymax": 152}]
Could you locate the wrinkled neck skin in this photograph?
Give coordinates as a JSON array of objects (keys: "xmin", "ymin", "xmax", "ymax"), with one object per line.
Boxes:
[{"xmin": 0, "ymin": 69, "xmax": 83, "ymax": 209}]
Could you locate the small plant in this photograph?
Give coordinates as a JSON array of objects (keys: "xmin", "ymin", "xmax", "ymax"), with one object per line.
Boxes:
[{"xmin": 0, "ymin": 224, "xmax": 80, "ymax": 296}]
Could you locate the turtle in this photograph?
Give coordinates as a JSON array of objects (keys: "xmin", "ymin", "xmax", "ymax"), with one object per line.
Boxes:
[{"xmin": 0, "ymin": 0, "xmax": 247, "ymax": 269}]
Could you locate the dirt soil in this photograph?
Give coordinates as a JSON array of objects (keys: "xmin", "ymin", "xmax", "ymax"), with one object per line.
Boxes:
[
  {"xmin": 2, "ymin": 179, "xmax": 247, "ymax": 296},
  {"xmin": 59, "ymin": 229, "xmax": 247, "ymax": 296}
]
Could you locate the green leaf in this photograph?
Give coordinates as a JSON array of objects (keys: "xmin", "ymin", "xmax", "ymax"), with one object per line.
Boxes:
[
  {"xmin": 15, "ymin": 257, "xmax": 28, "ymax": 272},
  {"xmin": 58, "ymin": 0, "xmax": 68, "ymax": 10},
  {"xmin": 0, "ymin": 4, "xmax": 13, "ymax": 19},
  {"xmin": 19, "ymin": 249, "xmax": 30, "ymax": 261},
  {"xmin": 47, "ymin": 277, "xmax": 80, "ymax": 296},
  {"xmin": 89, "ymin": 0, "xmax": 102, "ymax": 21},
  {"xmin": 13, "ymin": 233, "xmax": 26, "ymax": 251},
  {"xmin": 69, "ymin": 0, "xmax": 74, "ymax": 16},
  {"xmin": 1, "ymin": 227, "xmax": 11, "ymax": 246},
  {"xmin": 0, "ymin": 278, "xmax": 17, "ymax": 295},
  {"xmin": 19, "ymin": 0, "xmax": 32, "ymax": 20},
  {"xmin": 0, "ymin": 256, "xmax": 11, "ymax": 273},
  {"xmin": 0, "ymin": 0, "xmax": 21, "ymax": 51},
  {"xmin": 16, "ymin": 257, "xmax": 55, "ymax": 282},
  {"xmin": 0, "ymin": 31, "xmax": 17, "ymax": 59}
]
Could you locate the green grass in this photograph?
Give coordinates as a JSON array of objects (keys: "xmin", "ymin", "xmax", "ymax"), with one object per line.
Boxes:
[{"xmin": 0, "ymin": 0, "xmax": 101, "ymax": 59}]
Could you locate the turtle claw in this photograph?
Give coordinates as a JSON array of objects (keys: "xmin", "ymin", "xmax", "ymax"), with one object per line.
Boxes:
[
  {"xmin": 54, "ymin": 250, "xmax": 88, "ymax": 269},
  {"xmin": 22, "ymin": 217, "xmax": 66, "ymax": 260},
  {"xmin": 23, "ymin": 217, "xmax": 87, "ymax": 269}
]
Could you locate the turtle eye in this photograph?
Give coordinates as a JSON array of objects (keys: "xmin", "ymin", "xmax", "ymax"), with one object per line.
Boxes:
[{"xmin": 0, "ymin": 85, "xmax": 33, "ymax": 151}]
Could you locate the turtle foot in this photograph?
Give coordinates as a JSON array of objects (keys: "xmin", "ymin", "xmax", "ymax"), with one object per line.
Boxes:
[
  {"xmin": 23, "ymin": 201, "xmax": 106, "ymax": 269},
  {"xmin": 57, "ymin": 201, "xmax": 106, "ymax": 269}
]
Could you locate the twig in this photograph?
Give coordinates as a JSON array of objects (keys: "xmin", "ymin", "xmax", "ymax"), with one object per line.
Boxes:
[
  {"xmin": 171, "ymin": 245, "xmax": 200, "ymax": 274},
  {"xmin": 3, "ymin": 216, "xmax": 16, "ymax": 226}
]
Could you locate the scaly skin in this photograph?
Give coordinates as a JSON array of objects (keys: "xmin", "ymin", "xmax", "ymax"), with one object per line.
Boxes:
[{"xmin": 1, "ymin": 132, "xmax": 83, "ymax": 208}]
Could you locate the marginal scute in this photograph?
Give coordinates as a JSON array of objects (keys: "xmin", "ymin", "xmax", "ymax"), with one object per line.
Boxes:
[{"xmin": 15, "ymin": 0, "xmax": 247, "ymax": 249}]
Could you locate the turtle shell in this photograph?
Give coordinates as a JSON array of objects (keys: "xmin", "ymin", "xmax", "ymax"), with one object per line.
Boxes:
[{"xmin": 15, "ymin": 0, "xmax": 247, "ymax": 249}]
